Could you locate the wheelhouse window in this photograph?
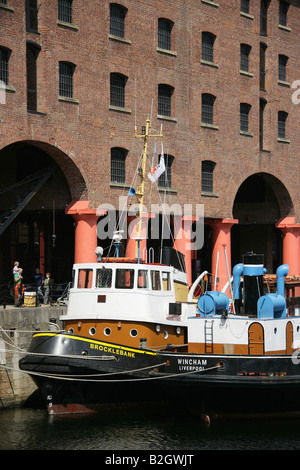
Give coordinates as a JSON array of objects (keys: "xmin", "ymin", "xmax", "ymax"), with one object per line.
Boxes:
[
  {"xmin": 240, "ymin": 103, "xmax": 251, "ymax": 132},
  {"xmin": 59, "ymin": 61, "xmax": 75, "ymax": 98},
  {"xmin": 115, "ymin": 269, "xmax": 134, "ymax": 289},
  {"xmin": 162, "ymin": 272, "xmax": 171, "ymax": 291},
  {"xmin": 201, "ymin": 93, "xmax": 215, "ymax": 125},
  {"xmin": 202, "ymin": 32, "xmax": 216, "ymax": 63},
  {"xmin": 58, "ymin": 0, "xmax": 73, "ymax": 24},
  {"xmin": 110, "ymin": 72, "xmax": 127, "ymax": 108},
  {"xmin": 138, "ymin": 270, "xmax": 149, "ymax": 289},
  {"xmin": 95, "ymin": 268, "xmax": 112, "ymax": 288},
  {"xmin": 158, "ymin": 84, "xmax": 174, "ymax": 117},
  {"xmin": 150, "ymin": 271, "xmax": 161, "ymax": 290},
  {"xmin": 110, "ymin": 3, "xmax": 127, "ymax": 38},
  {"xmin": 158, "ymin": 18, "xmax": 173, "ymax": 51},
  {"xmin": 240, "ymin": 44, "xmax": 251, "ymax": 72},
  {"xmin": 111, "ymin": 147, "xmax": 126, "ymax": 184},
  {"xmin": 26, "ymin": 0, "xmax": 38, "ymax": 32},
  {"xmin": 77, "ymin": 269, "xmax": 93, "ymax": 288},
  {"xmin": 201, "ymin": 160, "xmax": 215, "ymax": 193},
  {"xmin": 158, "ymin": 154, "xmax": 173, "ymax": 189},
  {"xmin": 0, "ymin": 47, "xmax": 10, "ymax": 85},
  {"xmin": 278, "ymin": 111, "xmax": 288, "ymax": 139}
]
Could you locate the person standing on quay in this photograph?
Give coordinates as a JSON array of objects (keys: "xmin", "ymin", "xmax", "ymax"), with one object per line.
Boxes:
[
  {"xmin": 43, "ymin": 272, "xmax": 52, "ymax": 305},
  {"xmin": 14, "ymin": 267, "xmax": 23, "ymax": 306},
  {"xmin": 34, "ymin": 268, "xmax": 44, "ymax": 306}
]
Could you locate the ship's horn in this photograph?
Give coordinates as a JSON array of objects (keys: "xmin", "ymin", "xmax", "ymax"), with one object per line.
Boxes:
[{"xmin": 129, "ymin": 187, "xmax": 136, "ymax": 196}]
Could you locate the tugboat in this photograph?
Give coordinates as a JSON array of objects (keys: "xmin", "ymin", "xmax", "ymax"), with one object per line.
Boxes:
[{"xmin": 19, "ymin": 119, "xmax": 300, "ymax": 416}]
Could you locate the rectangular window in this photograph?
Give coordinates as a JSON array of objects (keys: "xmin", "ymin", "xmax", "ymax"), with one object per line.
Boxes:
[
  {"xmin": 241, "ymin": 0, "xmax": 250, "ymax": 14},
  {"xmin": 26, "ymin": 0, "xmax": 38, "ymax": 32},
  {"xmin": 202, "ymin": 94, "xmax": 215, "ymax": 125},
  {"xmin": 162, "ymin": 272, "xmax": 171, "ymax": 291},
  {"xmin": 201, "ymin": 161, "xmax": 214, "ymax": 193},
  {"xmin": 158, "ymin": 84, "xmax": 173, "ymax": 117},
  {"xmin": 0, "ymin": 48, "xmax": 9, "ymax": 85},
  {"xmin": 77, "ymin": 269, "xmax": 93, "ymax": 288},
  {"xmin": 27, "ymin": 44, "xmax": 39, "ymax": 111},
  {"xmin": 137, "ymin": 270, "xmax": 149, "ymax": 288},
  {"xmin": 95, "ymin": 268, "xmax": 112, "ymax": 288},
  {"xmin": 115, "ymin": 269, "xmax": 134, "ymax": 289},
  {"xmin": 59, "ymin": 62, "xmax": 74, "ymax": 98},
  {"xmin": 111, "ymin": 147, "xmax": 126, "ymax": 183},
  {"xmin": 278, "ymin": 111, "xmax": 288, "ymax": 139},
  {"xmin": 260, "ymin": 43, "xmax": 267, "ymax": 90},
  {"xmin": 110, "ymin": 73, "xmax": 126, "ymax": 108},
  {"xmin": 240, "ymin": 44, "xmax": 251, "ymax": 72},
  {"xmin": 240, "ymin": 103, "xmax": 250, "ymax": 132},
  {"xmin": 278, "ymin": 55, "xmax": 288, "ymax": 82},
  {"xmin": 279, "ymin": 1, "xmax": 289, "ymax": 27},
  {"xmin": 58, "ymin": 0, "xmax": 73, "ymax": 23},
  {"xmin": 110, "ymin": 4, "xmax": 126, "ymax": 38},
  {"xmin": 260, "ymin": 0, "xmax": 269, "ymax": 36},
  {"xmin": 158, "ymin": 18, "xmax": 173, "ymax": 51},
  {"xmin": 202, "ymin": 32, "xmax": 215, "ymax": 63},
  {"xmin": 150, "ymin": 271, "xmax": 161, "ymax": 291}
]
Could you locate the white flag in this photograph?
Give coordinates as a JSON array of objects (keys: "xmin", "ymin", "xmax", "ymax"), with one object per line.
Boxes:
[{"xmin": 148, "ymin": 143, "xmax": 165, "ymax": 183}]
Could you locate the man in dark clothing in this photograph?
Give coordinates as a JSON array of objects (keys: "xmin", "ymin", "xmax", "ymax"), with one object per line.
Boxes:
[{"xmin": 34, "ymin": 268, "xmax": 44, "ymax": 305}]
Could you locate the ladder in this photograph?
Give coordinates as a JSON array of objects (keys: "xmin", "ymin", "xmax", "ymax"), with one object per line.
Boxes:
[
  {"xmin": 205, "ymin": 319, "xmax": 214, "ymax": 353},
  {"xmin": 0, "ymin": 167, "xmax": 54, "ymax": 236}
]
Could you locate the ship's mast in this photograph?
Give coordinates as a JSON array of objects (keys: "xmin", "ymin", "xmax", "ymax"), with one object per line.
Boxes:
[{"xmin": 134, "ymin": 116, "xmax": 162, "ymax": 258}]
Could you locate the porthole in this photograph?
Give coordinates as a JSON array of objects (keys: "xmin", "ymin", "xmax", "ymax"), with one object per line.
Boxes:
[
  {"xmin": 274, "ymin": 327, "xmax": 277, "ymax": 334},
  {"xmin": 297, "ymin": 326, "xmax": 300, "ymax": 333},
  {"xmin": 89, "ymin": 327, "xmax": 96, "ymax": 336},
  {"xmin": 176, "ymin": 327, "xmax": 181, "ymax": 335},
  {"xmin": 163, "ymin": 331, "xmax": 168, "ymax": 339},
  {"xmin": 68, "ymin": 328, "xmax": 74, "ymax": 334},
  {"xmin": 104, "ymin": 327, "xmax": 111, "ymax": 336},
  {"xmin": 130, "ymin": 329, "xmax": 138, "ymax": 337}
]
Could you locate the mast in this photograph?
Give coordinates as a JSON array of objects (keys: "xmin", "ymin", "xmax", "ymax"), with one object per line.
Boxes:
[{"xmin": 134, "ymin": 116, "xmax": 162, "ymax": 258}]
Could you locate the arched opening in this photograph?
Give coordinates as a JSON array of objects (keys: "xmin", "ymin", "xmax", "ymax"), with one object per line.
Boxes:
[
  {"xmin": 232, "ymin": 172, "xmax": 294, "ymax": 273},
  {"xmin": 0, "ymin": 141, "xmax": 86, "ymax": 286}
]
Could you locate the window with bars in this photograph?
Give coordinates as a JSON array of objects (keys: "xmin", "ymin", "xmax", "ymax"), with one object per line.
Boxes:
[
  {"xmin": 58, "ymin": 0, "xmax": 73, "ymax": 23},
  {"xmin": 158, "ymin": 84, "xmax": 173, "ymax": 117},
  {"xmin": 158, "ymin": 154, "xmax": 173, "ymax": 189},
  {"xmin": 241, "ymin": 0, "xmax": 250, "ymax": 14},
  {"xmin": 27, "ymin": 42, "xmax": 40, "ymax": 111},
  {"xmin": 240, "ymin": 103, "xmax": 251, "ymax": 132},
  {"xmin": 201, "ymin": 161, "xmax": 215, "ymax": 193},
  {"xmin": 59, "ymin": 62, "xmax": 75, "ymax": 98},
  {"xmin": 111, "ymin": 147, "xmax": 126, "ymax": 183},
  {"xmin": 0, "ymin": 48, "xmax": 9, "ymax": 85},
  {"xmin": 158, "ymin": 18, "xmax": 173, "ymax": 51},
  {"xmin": 110, "ymin": 73, "xmax": 126, "ymax": 108},
  {"xmin": 279, "ymin": 0, "xmax": 289, "ymax": 27},
  {"xmin": 110, "ymin": 3, "xmax": 126, "ymax": 38},
  {"xmin": 0, "ymin": 0, "xmax": 8, "ymax": 4},
  {"xmin": 240, "ymin": 44, "xmax": 251, "ymax": 72},
  {"xmin": 202, "ymin": 32, "xmax": 216, "ymax": 63},
  {"xmin": 26, "ymin": 0, "xmax": 38, "ymax": 32},
  {"xmin": 201, "ymin": 94, "xmax": 215, "ymax": 125},
  {"xmin": 278, "ymin": 54, "xmax": 288, "ymax": 82},
  {"xmin": 278, "ymin": 111, "xmax": 288, "ymax": 139}
]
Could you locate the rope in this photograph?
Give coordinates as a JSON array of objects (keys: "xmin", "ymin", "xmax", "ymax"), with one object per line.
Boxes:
[{"xmin": 0, "ymin": 362, "xmax": 221, "ymax": 383}]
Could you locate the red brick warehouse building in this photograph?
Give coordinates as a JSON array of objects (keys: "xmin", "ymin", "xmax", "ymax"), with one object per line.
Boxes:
[{"xmin": 0, "ymin": 0, "xmax": 299, "ymax": 288}]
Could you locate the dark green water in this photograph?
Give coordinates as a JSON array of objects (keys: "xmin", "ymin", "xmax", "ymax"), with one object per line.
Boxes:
[{"xmin": 1, "ymin": 406, "xmax": 300, "ymax": 451}]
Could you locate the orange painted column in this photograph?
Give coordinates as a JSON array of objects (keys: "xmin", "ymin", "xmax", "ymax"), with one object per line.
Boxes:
[
  {"xmin": 276, "ymin": 217, "xmax": 300, "ymax": 275},
  {"xmin": 209, "ymin": 218, "xmax": 238, "ymax": 292},
  {"xmin": 66, "ymin": 201, "xmax": 99, "ymax": 264},
  {"xmin": 126, "ymin": 213, "xmax": 151, "ymax": 261},
  {"xmin": 173, "ymin": 216, "xmax": 194, "ymax": 286}
]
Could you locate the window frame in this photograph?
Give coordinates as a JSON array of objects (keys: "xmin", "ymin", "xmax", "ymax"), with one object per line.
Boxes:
[
  {"xmin": 58, "ymin": 0, "xmax": 73, "ymax": 24},
  {"xmin": 201, "ymin": 160, "xmax": 215, "ymax": 194},
  {"xmin": 278, "ymin": 111, "xmax": 288, "ymax": 140},
  {"xmin": 201, "ymin": 93, "xmax": 216, "ymax": 125},
  {"xmin": 111, "ymin": 147, "xmax": 127, "ymax": 184},
  {"xmin": 110, "ymin": 3, "xmax": 127, "ymax": 39},
  {"xmin": 202, "ymin": 32, "xmax": 216, "ymax": 63},
  {"xmin": 59, "ymin": 61, "xmax": 75, "ymax": 99},
  {"xmin": 158, "ymin": 18, "xmax": 174, "ymax": 51},
  {"xmin": 158, "ymin": 84, "xmax": 174, "ymax": 118}
]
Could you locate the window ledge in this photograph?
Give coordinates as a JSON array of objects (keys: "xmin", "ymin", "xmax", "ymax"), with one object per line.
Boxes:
[
  {"xmin": 201, "ymin": 59, "xmax": 219, "ymax": 68},
  {"xmin": 110, "ymin": 182, "xmax": 130, "ymax": 189},
  {"xmin": 59, "ymin": 96, "xmax": 79, "ymax": 104},
  {"xmin": 240, "ymin": 131, "xmax": 253, "ymax": 137},
  {"xmin": 201, "ymin": 0, "xmax": 219, "ymax": 7},
  {"xmin": 278, "ymin": 80, "xmax": 290, "ymax": 87},
  {"xmin": 279, "ymin": 24, "xmax": 291, "ymax": 32},
  {"xmin": 277, "ymin": 138, "xmax": 290, "ymax": 144},
  {"xmin": 0, "ymin": 3, "xmax": 14, "ymax": 12},
  {"xmin": 157, "ymin": 115, "xmax": 177, "ymax": 122},
  {"xmin": 240, "ymin": 12, "xmax": 254, "ymax": 20},
  {"xmin": 158, "ymin": 188, "xmax": 177, "ymax": 194},
  {"xmin": 201, "ymin": 191, "xmax": 218, "ymax": 198},
  {"xmin": 109, "ymin": 34, "xmax": 131, "ymax": 45},
  {"xmin": 157, "ymin": 47, "xmax": 177, "ymax": 57},
  {"xmin": 240, "ymin": 70, "xmax": 254, "ymax": 77},
  {"xmin": 109, "ymin": 105, "xmax": 131, "ymax": 114},
  {"xmin": 57, "ymin": 20, "xmax": 79, "ymax": 31},
  {"xmin": 201, "ymin": 123, "xmax": 218, "ymax": 130},
  {"xmin": 1, "ymin": 84, "xmax": 16, "ymax": 93},
  {"xmin": 27, "ymin": 110, "xmax": 47, "ymax": 116}
]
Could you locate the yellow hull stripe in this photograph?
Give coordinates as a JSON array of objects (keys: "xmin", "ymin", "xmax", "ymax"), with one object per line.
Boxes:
[{"xmin": 32, "ymin": 332, "xmax": 157, "ymax": 356}]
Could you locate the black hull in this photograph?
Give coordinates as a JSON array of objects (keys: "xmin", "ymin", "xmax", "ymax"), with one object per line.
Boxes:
[{"xmin": 19, "ymin": 332, "xmax": 300, "ymax": 415}]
